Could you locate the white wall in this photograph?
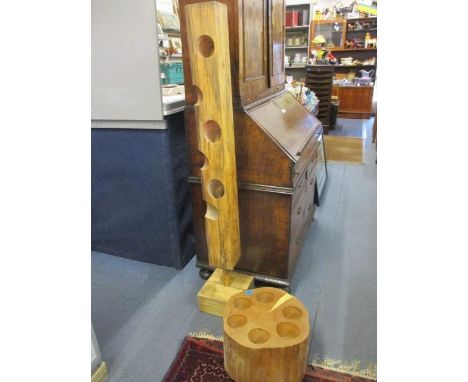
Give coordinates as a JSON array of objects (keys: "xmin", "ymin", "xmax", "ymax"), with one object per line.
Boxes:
[{"xmin": 91, "ymin": 0, "xmax": 163, "ymax": 121}]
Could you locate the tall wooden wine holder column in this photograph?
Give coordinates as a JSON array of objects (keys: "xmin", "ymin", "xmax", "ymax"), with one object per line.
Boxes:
[{"xmin": 185, "ymin": 1, "xmax": 254, "ymax": 316}]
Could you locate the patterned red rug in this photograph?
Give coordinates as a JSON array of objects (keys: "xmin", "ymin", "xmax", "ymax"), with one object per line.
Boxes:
[{"xmin": 163, "ymin": 336, "xmax": 375, "ymax": 382}]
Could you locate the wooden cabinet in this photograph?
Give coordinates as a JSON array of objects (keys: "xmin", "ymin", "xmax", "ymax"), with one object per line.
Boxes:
[
  {"xmin": 180, "ymin": 0, "xmax": 285, "ymax": 107},
  {"xmin": 269, "ymin": 0, "xmax": 286, "ymax": 88},
  {"xmin": 186, "ymin": 93, "xmax": 322, "ymax": 286},
  {"xmin": 309, "ymin": 19, "xmax": 347, "ymax": 55},
  {"xmin": 332, "ymin": 86, "xmax": 374, "ymax": 119},
  {"xmin": 305, "ymin": 65, "xmax": 335, "ymax": 134},
  {"xmin": 180, "ymin": 0, "xmax": 321, "ymax": 288}
]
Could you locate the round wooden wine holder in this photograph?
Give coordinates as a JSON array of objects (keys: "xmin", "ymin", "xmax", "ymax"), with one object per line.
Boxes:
[{"xmin": 223, "ymin": 287, "xmax": 310, "ymax": 382}]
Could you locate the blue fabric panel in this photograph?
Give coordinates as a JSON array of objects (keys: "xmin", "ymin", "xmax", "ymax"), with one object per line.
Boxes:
[{"xmin": 91, "ymin": 117, "xmax": 195, "ymax": 268}]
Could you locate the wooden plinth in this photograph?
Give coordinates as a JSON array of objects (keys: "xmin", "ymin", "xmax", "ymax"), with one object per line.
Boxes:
[
  {"xmin": 223, "ymin": 287, "xmax": 310, "ymax": 382},
  {"xmin": 198, "ymin": 269, "xmax": 254, "ymax": 317},
  {"xmin": 91, "ymin": 361, "xmax": 108, "ymax": 382}
]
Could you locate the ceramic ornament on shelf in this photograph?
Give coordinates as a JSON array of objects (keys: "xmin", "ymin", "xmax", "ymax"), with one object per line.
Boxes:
[{"xmin": 184, "ymin": 0, "xmax": 254, "ymax": 317}]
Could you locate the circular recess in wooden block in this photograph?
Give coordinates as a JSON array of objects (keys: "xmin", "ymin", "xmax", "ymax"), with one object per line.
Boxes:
[
  {"xmin": 227, "ymin": 314, "xmax": 247, "ymax": 328},
  {"xmin": 208, "ymin": 179, "xmax": 225, "ymax": 199},
  {"xmin": 233, "ymin": 297, "xmax": 252, "ymax": 310},
  {"xmin": 197, "ymin": 35, "xmax": 215, "ymax": 58},
  {"xmin": 224, "ymin": 287, "xmax": 310, "ymax": 382},
  {"xmin": 276, "ymin": 322, "xmax": 300, "ymax": 339},
  {"xmin": 187, "ymin": 85, "xmax": 203, "ymax": 105},
  {"xmin": 255, "ymin": 291, "xmax": 276, "ymax": 304},
  {"xmin": 203, "ymin": 120, "xmax": 221, "ymax": 143},
  {"xmin": 282, "ymin": 306, "xmax": 302, "ymax": 319},
  {"xmin": 248, "ymin": 328, "xmax": 270, "ymax": 344}
]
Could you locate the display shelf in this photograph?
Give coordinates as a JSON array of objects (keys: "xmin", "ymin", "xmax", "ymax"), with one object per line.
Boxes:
[
  {"xmin": 286, "ymin": 2, "xmax": 310, "ymax": 7},
  {"xmin": 333, "ymin": 85, "xmax": 374, "ymax": 88},
  {"xmin": 346, "ymin": 17, "xmax": 377, "ymax": 21},
  {"xmin": 330, "ymin": 47, "xmax": 377, "ymax": 52},
  {"xmin": 346, "ymin": 28, "xmax": 377, "ymax": 32},
  {"xmin": 286, "ymin": 26, "xmax": 309, "ymax": 30},
  {"xmin": 285, "ymin": 0, "xmax": 315, "ymax": 77},
  {"xmin": 335, "ymin": 64, "xmax": 376, "ymax": 68},
  {"xmin": 164, "ymin": 28, "xmax": 180, "ymax": 34}
]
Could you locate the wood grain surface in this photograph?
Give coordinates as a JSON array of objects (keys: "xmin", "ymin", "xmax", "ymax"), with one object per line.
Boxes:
[
  {"xmin": 332, "ymin": 86, "xmax": 374, "ymax": 118},
  {"xmin": 198, "ymin": 269, "xmax": 254, "ymax": 317},
  {"xmin": 180, "ymin": 0, "xmax": 321, "ymax": 285},
  {"xmin": 224, "ymin": 287, "xmax": 310, "ymax": 382},
  {"xmin": 179, "ymin": 0, "xmax": 285, "ymax": 107},
  {"xmin": 324, "ymin": 135, "xmax": 364, "ymax": 163},
  {"xmin": 185, "ymin": 1, "xmax": 241, "ymax": 270}
]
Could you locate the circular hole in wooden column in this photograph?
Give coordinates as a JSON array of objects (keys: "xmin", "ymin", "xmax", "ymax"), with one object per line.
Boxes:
[
  {"xmin": 255, "ymin": 291, "xmax": 275, "ymax": 304},
  {"xmin": 248, "ymin": 328, "xmax": 270, "ymax": 344},
  {"xmin": 204, "ymin": 120, "xmax": 222, "ymax": 143},
  {"xmin": 200, "ymin": 153, "xmax": 209, "ymax": 171},
  {"xmin": 233, "ymin": 298, "xmax": 252, "ymax": 310},
  {"xmin": 208, "ymin": 179, "xmax": 225, "ymax": 199},
  {"xmin": 282, "ymin": 306, "xmax": 302, "ymax": 319},
  {"xmin": 227, "ymin": 314, "xmax": 247, "ymax": 328},
  {"xmin": 277, "ymin": 322, "xmax": 300, "ymax": 339},
  {"xmin": 197, "ymin": 35, "xmax": 215, "ymax": 58},
  {"xmin": 187, "ymin": 85, "xmax": 203, "ymax": 105}
]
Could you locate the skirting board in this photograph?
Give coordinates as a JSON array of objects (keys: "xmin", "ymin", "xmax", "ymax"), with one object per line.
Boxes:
[{"xmin": 92, "ymin": 361, "xmax": 108, "ymax": 382}]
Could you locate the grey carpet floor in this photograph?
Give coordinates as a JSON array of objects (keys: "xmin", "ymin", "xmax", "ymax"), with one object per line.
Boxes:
[
  {"xmin": 329, "ymin": 117, "xmax": 372, "ymax": 139},
  {"xmin": 92, "ymin": 118, "xmax": 377, "ymax": 381}
]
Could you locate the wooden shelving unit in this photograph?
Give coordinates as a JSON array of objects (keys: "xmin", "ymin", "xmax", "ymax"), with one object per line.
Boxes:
[
  {"xmin": 284, "ymin": 1, "xmax": 315, "ymax": 80},
  {"xmin": 157, "ymin": 8, "xmax": 182, "ymax": 63},
  {"xmin": 285, "ymin": 26, "xmax": 309, "ymax": 30},
  {"xmin": 285, "ymin": 45, "xmax": 308, "ymax": 49},
  {"xmin": 308, "ymin": 17, "xmax": 377, "ymax": 60},
  {"xmin": 308, "ymin": 16, "xmax": 377, "ymax": 119}
]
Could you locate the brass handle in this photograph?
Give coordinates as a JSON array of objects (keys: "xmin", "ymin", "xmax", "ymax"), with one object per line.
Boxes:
[{"xmin": 297, "ymin": 206, "xmax": 302, "ymax": 215}]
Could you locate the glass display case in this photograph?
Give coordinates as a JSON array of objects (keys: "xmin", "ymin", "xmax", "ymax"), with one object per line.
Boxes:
[{"xmin": 310, "ymin": 19, "xmax": 346, "ymax": 50}]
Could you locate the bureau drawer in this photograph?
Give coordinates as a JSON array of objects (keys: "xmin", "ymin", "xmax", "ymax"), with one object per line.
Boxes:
[
  {"xmin": 292, "ymin": 157, "xmax": 318, "ymax": 210},
  {"xmin": 293, "ymin": 128, "xmax": 320, "ymax": 186},
  {"xmin": 290, "ymin": 166, "xmax": 316, "ymax": 250}
]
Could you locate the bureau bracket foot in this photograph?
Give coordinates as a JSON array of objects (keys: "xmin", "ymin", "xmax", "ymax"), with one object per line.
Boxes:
[
  {"xmin": 199, "ymin": 268, "xmax": 213, "ymax": 280},
  {"xmin": 196, "ymin": 261, "xmax": 291, "ymax": 290}
]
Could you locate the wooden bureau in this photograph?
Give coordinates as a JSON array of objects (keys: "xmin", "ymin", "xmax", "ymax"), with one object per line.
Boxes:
[{"xmin": 180, "ymin": 0, "xmax": 322, "ymax": 288}]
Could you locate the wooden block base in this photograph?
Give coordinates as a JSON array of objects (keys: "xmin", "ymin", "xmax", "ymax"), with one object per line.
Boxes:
[
  {"xmin": 223, "ymin": 287, "xmax": 310, "ymax": 382},
  {"xmin": 198, "ymin": 269, "xmax": 254, "ymax": 317},
  {"xmin": 91, "ymin": 361, "xmax": 108, "ymax": 382}
]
